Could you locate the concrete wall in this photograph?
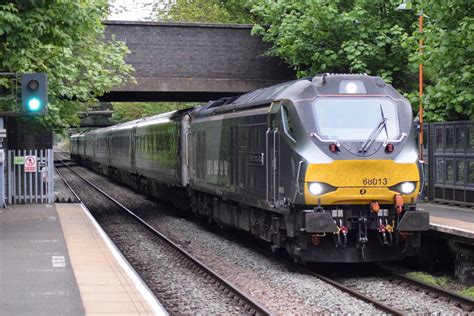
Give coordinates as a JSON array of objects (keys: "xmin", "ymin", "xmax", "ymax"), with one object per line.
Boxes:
[{"xmin": 102, "ymin": 21, "xmax": 294, "ymax": 102}]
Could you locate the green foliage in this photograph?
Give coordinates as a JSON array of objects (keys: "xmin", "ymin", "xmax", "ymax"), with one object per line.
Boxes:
[
  {"xmin": 405, "ymin": 271, "xmax": 451, "ymax": 287},
  {"xmin": 251, "ymin": 0, "xmax": 473, "ymax": 121},
  {"xmin": 158, "ymin": 0, "xmax": 254, "ymax": 24},
  {"xmin": 409, "ymin": 0, "xmax": 473, "ymax": 121},
  {"xmin": 251, "ymin": 1, "xmax": 415, "ymax": 88},
  {"xmin": 112, "ymin": 102, "xmax": 198, "ymax": 123},
  {"xmin": 459, "ymin": 286, "xmax": 474, "ymax": 299},
  {"xmin": 0, "ymin": 0, "xmax": 134, "ymax": 132},
  {"xmin": 407, "ymin": 272, "xmax": 474, "ymax": 299}
]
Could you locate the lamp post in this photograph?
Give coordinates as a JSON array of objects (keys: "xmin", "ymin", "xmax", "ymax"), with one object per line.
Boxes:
[{"xmin": 396, "ymin": 2, "xmax": 424, "ymax": 159}]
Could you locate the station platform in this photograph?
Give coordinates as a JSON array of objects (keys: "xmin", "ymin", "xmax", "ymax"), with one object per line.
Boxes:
[
  {"xmin": 0, "ymin": 203, "xmax": 166, "ymax": 316},
  {"xmin": 419, "ymin": 202, "xmax": 474, "ymax": 240}
]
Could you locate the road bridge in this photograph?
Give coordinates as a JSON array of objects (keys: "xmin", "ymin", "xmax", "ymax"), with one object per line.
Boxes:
[{"xmin": 101, "ymin": 21, "xmax": 294, "ymax": 102}]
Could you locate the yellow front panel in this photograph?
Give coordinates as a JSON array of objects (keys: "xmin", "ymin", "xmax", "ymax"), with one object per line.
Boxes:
[{"xmin": 304, "ymin": 160, "xmax": 420, "ymax": 205}]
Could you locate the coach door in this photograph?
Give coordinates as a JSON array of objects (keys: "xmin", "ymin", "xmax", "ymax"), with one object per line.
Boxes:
[
  {"xmin": 106, "ymin": 134, "xmax": 111, "ymax": 166},
  {"xmin": 266, "ymin": 102, "xmax": 281, "ymax": 208},
  {"xmin": 130, "ymin": 126, "xmax": 137, "ymax": 173}
]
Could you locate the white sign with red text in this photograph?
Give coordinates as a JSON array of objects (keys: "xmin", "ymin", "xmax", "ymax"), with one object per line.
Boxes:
[{"xmin": 25, "ymin": 155, "xmax": 37, "ymax": 173}]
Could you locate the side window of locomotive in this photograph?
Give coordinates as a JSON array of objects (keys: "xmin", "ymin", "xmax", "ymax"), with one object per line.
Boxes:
[{"xmin": 281, "ymin": 105, "xmax": 296, "ymax": 142}]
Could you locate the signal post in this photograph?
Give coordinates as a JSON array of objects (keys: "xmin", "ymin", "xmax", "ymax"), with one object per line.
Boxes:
[{"xmin": 0, "ymin": 72, "xmax": 50, "ymax": 207}]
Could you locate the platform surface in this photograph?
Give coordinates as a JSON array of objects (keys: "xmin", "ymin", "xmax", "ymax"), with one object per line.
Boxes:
[
  {"xmin": 419, "ymin": 202, "xmax": 474, "ymax": 239},
  {"xmin": 0, "ymin": 203, "xmax": 165, "ymax": 315},
  {"xmin": 0, "ymin": 204, "xmax": 84, "ymax": 315}
]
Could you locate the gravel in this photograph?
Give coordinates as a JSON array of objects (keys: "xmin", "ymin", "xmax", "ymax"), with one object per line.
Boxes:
[
  {"xmin": 64, "ymin": 160, "xmax": 468, "ymax": 314},
  {"xmin": 64, "ymin": 163, "xmax": 385, "ymax": 314},
  {"xmin": 58, "ymin": 164, "xmax": 254, "ymax": 315},
  {"xmin": 54, "ymin": 168, "xmax": 79, "ymax": 203},
  {"xmin": 338, "ymin": 276, "xmax": 466, "ymax": 314}
]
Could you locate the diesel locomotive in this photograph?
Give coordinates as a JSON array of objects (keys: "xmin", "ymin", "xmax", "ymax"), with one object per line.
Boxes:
[{"xmin": 71, "ymin": 74, "xmax": 430, "ymax": 263}]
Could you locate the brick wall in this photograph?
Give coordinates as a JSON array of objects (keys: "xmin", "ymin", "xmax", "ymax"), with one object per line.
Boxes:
[{"xmin": 103, "ymin": 21, "xmax": 295, "ymax": 101}]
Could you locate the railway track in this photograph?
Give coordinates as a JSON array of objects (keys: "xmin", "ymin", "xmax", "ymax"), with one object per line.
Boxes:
[
  {"xmin": 57, "ymin": 154, "xmax": 474, "ymax": 315},
  {"xmin": 377, "ymin": 265, "xmax": 474, "ymax": 312},
  {"xmin": 263, "ymin": 255, "xmax": 404, "ymax": 315},
  {"xmin": 55, "ymin": 156, "xmax": 272, "ymax": 315},
  {"xmin": 57, "ymin": 155, "xmax": 403, "ymax": 315}
]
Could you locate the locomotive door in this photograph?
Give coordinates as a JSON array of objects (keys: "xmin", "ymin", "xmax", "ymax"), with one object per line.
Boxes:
[{"xmin": 266, "ymin": 103, "xmax": 281, "ymax": 207}]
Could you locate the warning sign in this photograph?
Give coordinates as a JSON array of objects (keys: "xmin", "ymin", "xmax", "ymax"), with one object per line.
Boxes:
[{"xmin": 25, "ymin": 155, "xmax": 37, "ymax": 173}]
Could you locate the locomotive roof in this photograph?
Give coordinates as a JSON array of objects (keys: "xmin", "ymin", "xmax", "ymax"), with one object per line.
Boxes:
[
  {"xmin": 193, "ymin": 73, "xmax": 400, "ymax": 119},
  {"xmin": 72, "ymin": 74, "xmax": 402, "ymax": 136}
]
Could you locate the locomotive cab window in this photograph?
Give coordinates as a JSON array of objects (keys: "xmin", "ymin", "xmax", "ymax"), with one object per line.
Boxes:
[
  {"xmin": 281, "ymin": 105, "xmax": 296, "ymax": 142},
  {"xmin": 313, "ymin": 97, "xmax": 399, "ymax": 142}
]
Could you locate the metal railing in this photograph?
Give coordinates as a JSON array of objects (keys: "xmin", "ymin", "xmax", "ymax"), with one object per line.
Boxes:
[
  {"xmin": 423, "ymin": 121, "xmax": 474, "ymax": 206},
  {"xmin": 6, "ymin": 149, "xmax": 54, "ymax": 204}
]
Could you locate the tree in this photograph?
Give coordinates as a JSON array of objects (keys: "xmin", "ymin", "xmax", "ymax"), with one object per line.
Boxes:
[
  {"xmin": 409, "ymin": 0, "xmax": 473, "ymax": 121},
  {"xmin": 251, "ymin": 0, "xmax": 415, "ymax": 90},
  {"xmin": 250, "ymin": 0, "xmax": 473, "ymax": 121},
  {"xmin": 0, "ymin": 0, "xmax": 133, "ymax": 132},
  {"xmin": 158, "ymin": 0, "xmax": 254, "ymax": 24}
]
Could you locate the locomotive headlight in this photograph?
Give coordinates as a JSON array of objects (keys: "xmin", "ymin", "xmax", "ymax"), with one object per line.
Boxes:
[
  {"xmin": 307, "ymin": 182, "xmax": 337, "ymax": 196},
  {"xmin": 309, "ymin": 183, "xmax": 324, "ymax": 195},
  {"xmin": 339, "ymin": 80, "xmax": 367, "ymax": 94},
  {"xmin": 390, "ymin": 181, "xmax": 416, "ymax": 195},
  {"xmin": 345, "ymin": 82, "xmax": 358, "ymax": 94},
  {"xmin": 400, "ymin": 182, "xmax": 416, "ymax": 194}
]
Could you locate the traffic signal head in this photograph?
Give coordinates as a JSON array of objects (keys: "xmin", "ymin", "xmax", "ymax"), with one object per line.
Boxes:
[{"xmin": 21, "ymin": 73, "xmax": 48, "ymax": 116}]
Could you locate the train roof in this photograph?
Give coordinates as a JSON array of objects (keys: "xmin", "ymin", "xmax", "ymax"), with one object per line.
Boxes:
[
  {"xmin": 73, "ymin": 107, "xmax": 196, "ymax": 137},
  {"xmin": 71, "ymin": 74, "xmax": 404, "ymax": 133},
  {"xmin": 70, "ymin": 132, "xmax": 85, "ymax": 139},
  {"xmin": 193, "ymin": 74, "xmax": 403, "ymax": 119},
  {"xmin": 135, "ymin": 107, "xmax": 194, "ymax": 128}
]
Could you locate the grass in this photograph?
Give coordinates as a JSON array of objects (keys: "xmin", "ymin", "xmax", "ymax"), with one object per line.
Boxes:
[
  {"xmin": 405, "ymin": 271, "xmax": 451, "ymax": 287},
  {"xmin": 458, "ymin": 286, "xmax": 474, "ymax": 299},
  {"xmin": 406, "ymin": 271, "xmax": 474, "ymax": 300}
]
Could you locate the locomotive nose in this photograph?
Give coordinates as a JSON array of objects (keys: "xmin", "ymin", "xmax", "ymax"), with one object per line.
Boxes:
[{"xmin": 304, "ymin": 160, "xmax": 420, "ymax": 205}]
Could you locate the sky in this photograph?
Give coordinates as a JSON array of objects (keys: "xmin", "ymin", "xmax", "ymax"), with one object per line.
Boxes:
[{"xmin": 108, "ymin": 0, "xmax": 168, "ymax": 21}]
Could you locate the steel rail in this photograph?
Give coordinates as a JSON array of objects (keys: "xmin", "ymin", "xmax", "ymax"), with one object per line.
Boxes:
[
  {"xmin": 55, "ymin": 164, "xmax": 82, "ymax": 203},
  {"xmin": 57, "ymin": 153, "xmax": 400, "ymax": 315},
  {"xmin": 288, "ymin": 263, "xmax": 404, "ymax": 316},
  {"xmin": 55, "ymin": 157, "xmax": 273, "ymax": 316},
  {"xmin": 377, "ymin": 264, "xmax": 474, "ymax": 312}
]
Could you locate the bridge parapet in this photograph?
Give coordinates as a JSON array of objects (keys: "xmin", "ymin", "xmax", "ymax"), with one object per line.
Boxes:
[{"xmin": 103, "ymin": 21, "xmax": 294, "ymax": 102}]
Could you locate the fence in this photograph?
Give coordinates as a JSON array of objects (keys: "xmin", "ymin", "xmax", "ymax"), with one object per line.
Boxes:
[
  {"xmin": 6, "ymin": 149, "xmax": 54, "ymax": 204},
  {"xmin": 423, "ymin": 121, "xmax": 474, "ymax": 206}
]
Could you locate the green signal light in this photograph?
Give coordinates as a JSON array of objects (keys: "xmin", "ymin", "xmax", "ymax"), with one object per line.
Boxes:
[{"xmin": 28, "ymin": 98, "xmax": 41, "ymax": 111}]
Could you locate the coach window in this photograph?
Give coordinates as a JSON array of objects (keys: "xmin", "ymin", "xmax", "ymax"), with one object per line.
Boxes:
[{"xmin": 281, "ymin": 105, "xmax": 296, "ymax": 142}]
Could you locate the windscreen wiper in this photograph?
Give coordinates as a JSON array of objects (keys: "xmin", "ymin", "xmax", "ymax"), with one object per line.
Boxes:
[{"xmin": 359, "ymin": 106, "xmax": 388, "ymax": 153}]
